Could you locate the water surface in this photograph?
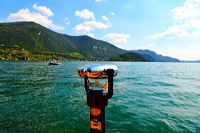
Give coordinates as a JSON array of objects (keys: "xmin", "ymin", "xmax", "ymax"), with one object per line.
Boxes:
[{"xmin": 0, "ymin": 61, "xmax": 200, "ymax": 132}]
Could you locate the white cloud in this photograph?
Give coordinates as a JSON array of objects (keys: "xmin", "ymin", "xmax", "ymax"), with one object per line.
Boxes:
[
  {"xmin": 184, "ymin": 18, "xmax": 200, "ymax": 29},
  {"xmin": 74, "ymin": 20, "xmax": 111, "ymax": 33},
  {"xmin": 75, "ymin": 9, "xmax": 94, "ymax": 20},
  {"xmin": 102, "ymin": 15, "xmax": 109, "ymax": 21},
  {"xmin": 110, "ymin": 12, "xmax": 115, "ymax": 16},
  {"xmin": 149, "ymin": 25, "xmax": 188, "ymax": 39},
  {"xmin": 7, "ymin": 8, "xmax": 64, "ymax": 30},
  {"xmin": 95, "ymin": 0, "xmax": 102, "ymax": 2},
  {"xmin": 149, "ymin": 0, "xmax": 200, "ymax": 40},
  {"xmin": 104, "ymin": 33, "xmax": 131, "ymax": 44},
  {"xmin": 64, "ymin": 17, "xmax": 70, "ymax": 25},
  {"xmin": 33, "ymin": 4, "xmax": 53, "ymax": 17},
  {"xmin": 158, "ymin": 46, "xmax": 200, "ymax": 60},
  {"xmin": 87, "ymin": 33, "xmax": 94, "ymax": 38},
  {"xmin": 172, "ymin": 0, "xmax": 200, "ymax": 20}
]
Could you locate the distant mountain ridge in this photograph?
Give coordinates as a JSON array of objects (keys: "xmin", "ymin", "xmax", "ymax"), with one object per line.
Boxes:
[
  {"xmin": 131, "ymin": 49, "xmax": 180, "ymax": 62},
  {"xmin": 182, "ymin": 60, "xmax": 200, "ymax": 63},
  {"xmin": 109, "ymin": 52, "xmax": 149, "ymax": 62},
  {"xmin": 0, "ymin": 21, "xmax": 129, "ymax": 60},
  {"xmin": 0, "ymin": 21, "xmax": 179, "ymax": 61}
]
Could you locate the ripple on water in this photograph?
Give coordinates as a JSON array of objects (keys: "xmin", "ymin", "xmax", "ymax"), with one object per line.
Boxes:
[
  {"xmin": 152, "ymin": 81, "xmax": 178, "ymax": 87},
  {"xmin": 1, "ymin": 61, "xmax": 200, "ymax": 132}
]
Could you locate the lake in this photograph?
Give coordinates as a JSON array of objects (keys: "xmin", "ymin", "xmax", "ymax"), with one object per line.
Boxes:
[{"xmin": 0, "ymin": 61, "xmax": 200, "ymax": 132}]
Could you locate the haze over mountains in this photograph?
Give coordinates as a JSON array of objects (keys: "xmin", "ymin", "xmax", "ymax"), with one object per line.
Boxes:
[
  {"xmin": 131, "ymin": 50, "xmax": 180, "ymax": 62},
  {"xmin": 0, "ymin": 22, "xmax": 180, "ymax": 62}
]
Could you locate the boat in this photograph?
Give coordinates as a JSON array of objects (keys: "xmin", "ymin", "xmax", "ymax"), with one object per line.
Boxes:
[{"xmin": 48, "ymin": 60, "xmax": 61, "ymax": 65}]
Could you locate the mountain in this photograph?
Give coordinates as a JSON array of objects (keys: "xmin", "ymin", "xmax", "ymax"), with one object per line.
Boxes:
[
  {"xmin": 182, "ymin": 60, "xmax": 200, "ymax": 63},
  {"xmin": 0, "ymin": 22, "xmax": 179, "ymax": 62},
  {"xmin": 0, "ymin": 22, "xmax": 76, "ymax": 53},
  {"xmin": 66, "ymin": 35, "xmax": 128, "ymax": 60},
  {"xmin": 0, "ymin": 21, "xmax": 129, "ymax": 60},
  {"xmin": 131, "ymin": 49, "xmax": 180, "ymax": 62},
  {"xmin": 109, "ymin": 52, "xmax": 149, "ymax": 61}
]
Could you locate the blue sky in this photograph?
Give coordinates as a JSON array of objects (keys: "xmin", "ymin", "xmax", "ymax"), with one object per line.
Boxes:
[{"xmin": 0, "ymin": 0, "xmax": 200, "ymax": 60}]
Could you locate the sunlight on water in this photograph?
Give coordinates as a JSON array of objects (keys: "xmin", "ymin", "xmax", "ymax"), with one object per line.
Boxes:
[{"xmin": 0, "ymin": 61, "xmax": 200, "ymax": 132}]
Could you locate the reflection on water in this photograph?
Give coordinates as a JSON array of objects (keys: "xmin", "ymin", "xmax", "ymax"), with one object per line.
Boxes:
[{"xmin": 0, "ymin": 61, "xmax": 200, "ymax": 132}]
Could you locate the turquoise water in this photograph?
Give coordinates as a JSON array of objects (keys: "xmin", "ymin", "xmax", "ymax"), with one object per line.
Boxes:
[{"xmin": 0, "ymin": 61, "xmax": 200, "ymax": 133}]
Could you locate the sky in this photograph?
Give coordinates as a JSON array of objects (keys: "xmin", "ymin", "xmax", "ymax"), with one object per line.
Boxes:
[{"xmin": 0, "ymin": 0, "xmax": 200, "ymax": 60}]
